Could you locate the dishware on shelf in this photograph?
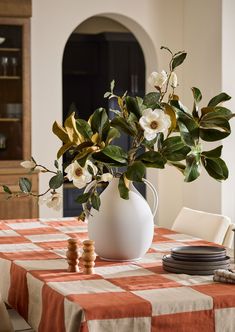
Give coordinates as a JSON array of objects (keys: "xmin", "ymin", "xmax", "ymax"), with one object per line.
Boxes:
[
  {"xmin": 10, "ymin": 56, "xmax": 18, "ymax": 76},
  {"xmin": 0, "ymin": 133, "xmax": 6, "ymax": 149},
  {"xmin": 5, "ymin": 103, "xmax": 22, "ymax": 118},
  {"xmin": 0, "ymin": 37, "xmax": 5, "ymax": 45},
  {"xmin": 0, "ymin": 56, "xmax": 8, "ymax": 76}
]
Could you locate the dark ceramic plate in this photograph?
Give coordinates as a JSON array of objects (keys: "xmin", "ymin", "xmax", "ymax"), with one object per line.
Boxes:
[
  {"xmin": 171, "ymin": 246, "xmax": 226, "ymax": 255},
  {"xmin": 171, "ymin": 253, "xmax": 227, "ymax": 262},
  {"xmin": 162, "ymin": 264, "xmax": 218, "ymax": 275},
  {"xmin": 163, "ymin": 258, "xmax": 230, "ymax": 272},
  {"xmin": 163, "ymin": 254, "xmax": 230, "ymax": 266}
]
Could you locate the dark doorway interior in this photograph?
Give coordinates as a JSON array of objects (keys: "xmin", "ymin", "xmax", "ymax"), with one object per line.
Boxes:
[{"xmin": 62, "ymin": 32, "xmax": 146, "ymax": 217}]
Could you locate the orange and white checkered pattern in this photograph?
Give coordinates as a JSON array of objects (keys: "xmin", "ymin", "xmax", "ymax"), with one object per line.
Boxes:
[{"xmin": 0, "ymin": 217, "xmax": 234, "ymax": 332}]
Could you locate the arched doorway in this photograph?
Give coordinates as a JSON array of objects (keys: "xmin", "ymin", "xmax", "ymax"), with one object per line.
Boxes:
[{"xmin": 62, "ymin": 16, "xmax": 146, "ymax": 217}]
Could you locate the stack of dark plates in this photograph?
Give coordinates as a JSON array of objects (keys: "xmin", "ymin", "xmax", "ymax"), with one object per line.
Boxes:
[{"xmin": 162, "ymin": 246, "xmax": 230, "ymax": 275}]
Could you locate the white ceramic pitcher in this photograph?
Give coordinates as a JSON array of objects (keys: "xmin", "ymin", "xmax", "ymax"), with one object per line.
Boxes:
[{"xmin": 83, "ymin": 177, "xmax": 158, "ymax": 261}]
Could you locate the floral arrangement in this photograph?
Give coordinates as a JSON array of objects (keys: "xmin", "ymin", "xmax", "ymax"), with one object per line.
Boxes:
[{"xmin": 2, "ymin": 47, "xmax": 234, "ymax": 217}]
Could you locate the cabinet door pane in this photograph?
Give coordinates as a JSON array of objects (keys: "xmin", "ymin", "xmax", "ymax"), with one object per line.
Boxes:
[{"xmin": 0, "ymin": 24, "xmax": 23, "ymax": 160}]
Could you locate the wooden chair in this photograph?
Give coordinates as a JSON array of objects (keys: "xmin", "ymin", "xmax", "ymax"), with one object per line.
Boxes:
[
  {"xmin": 222, "ymin": 223, "xmax": 234, "ymax": 248},
  {"xmin": 171, "ymin": 207, "xmax": 232, "ymax": 245}
]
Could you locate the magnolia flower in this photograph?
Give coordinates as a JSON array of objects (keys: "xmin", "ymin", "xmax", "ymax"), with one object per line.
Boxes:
[
  {"xmin": 147, "ymin": 70, "xmax": 167, "ymax": 89},
  {"xmin": 169, "ymin": 72, "xmax": 178, "ymax": 88},
  {"xmin": 65, "ymin": 160, "xmax": 97, "ymax": 189},
  {"xmin": 39, "ymin": 192, "xmax": 62, "ymax": 211},
  {"xmin": 101, "ymin": 173, "xmax": 113, "ymax": 182},
  {"xmin": 20, "ymin": 160, "xmax": 36, "ymax": 169},
  {"xmin": 139, "ymin": 108, "xmax": 171, "ymax": 141}
]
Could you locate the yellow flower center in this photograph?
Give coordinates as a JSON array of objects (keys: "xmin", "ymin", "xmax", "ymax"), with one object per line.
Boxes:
[
  {"xmin": 150, "ymin": 120, "xmax": 158, "ymax": 129},
  {"xmin": 75, "ymin": 168, "xmax": 83, "ymax": 177}
]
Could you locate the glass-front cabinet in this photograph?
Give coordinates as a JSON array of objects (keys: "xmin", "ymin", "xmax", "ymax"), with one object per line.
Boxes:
[{"xmin": 0, "ymin": 1, "xmax": 38, "ymax": 219}]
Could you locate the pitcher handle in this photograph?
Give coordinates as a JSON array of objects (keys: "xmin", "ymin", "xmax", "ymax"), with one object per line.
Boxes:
[
  {"xmin": 143, "ymin": 178, "xmax": 158, "ymax": 217},
  {"xmin": 82, "ymin": 178, "xmax": 158, "ymax": 218}
]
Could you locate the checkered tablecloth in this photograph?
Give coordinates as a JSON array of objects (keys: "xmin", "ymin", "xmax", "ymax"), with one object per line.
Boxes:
[{"xmin": 0, "ymin": 217, "xmax": 234, "ymax": 332}]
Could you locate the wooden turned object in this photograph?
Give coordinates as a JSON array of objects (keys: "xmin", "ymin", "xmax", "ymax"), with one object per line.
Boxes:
[
  {"xmin": 66, "ymin": 238, "xmax": 79, "ymax": 272},
  {"xmin": 82, "ymin": 240, "xmax": 96, "ymax": 274}
]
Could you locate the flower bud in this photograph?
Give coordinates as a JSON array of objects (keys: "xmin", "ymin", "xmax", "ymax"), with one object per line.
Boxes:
[
  {"xmin": 20, "ymin": 160, "xmax": 36, "ymax": 169},
  {"xmin": 169, "ymin": 72, "xmax": 178, "ymax": 88}
]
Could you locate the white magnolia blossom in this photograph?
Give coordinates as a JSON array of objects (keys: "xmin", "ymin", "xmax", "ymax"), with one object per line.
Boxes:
[
  {"xmin": 101, "ymin": 173, "xmax": 113, "ymax": 182},
  {"xmin": 65, "ymin": 160, "xmax": 97, "ymax": 189},
  {"xmin": 139, "ymin": 108, "xmax": 171, "ymax": 141},
  {"xmin": 20, "ymin": 160, "xmax": 36, "ymax": 169},
  {"xmin": 169, "ymin": 72, "xmax": 178, "ymax": 88},
  {"xmin": 39, "ymin": 192, "xmax": 62, "ymax": 211},
  {"xmin": 147, "ymin": 70, "xmax": 167, "ymax": 89}
]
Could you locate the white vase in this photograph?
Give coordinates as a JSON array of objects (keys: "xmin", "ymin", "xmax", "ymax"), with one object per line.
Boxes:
[{"xmin": 84, "ymin": 177, "xmax": 158, "ymax": 261}]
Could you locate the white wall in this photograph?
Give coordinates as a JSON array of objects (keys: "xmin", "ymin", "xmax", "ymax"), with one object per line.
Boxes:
[
  {"xmin": 221, "ymin": 0, "xmax": 235, "ymax": 224},
  {"xmin": 31, "ymin": 0, "xmax": 235, "ymax": 226}
]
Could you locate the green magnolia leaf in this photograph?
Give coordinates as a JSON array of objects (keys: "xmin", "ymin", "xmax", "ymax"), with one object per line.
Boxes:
[
  {"xmin": 19, "ymin": 178, "xmax": 32, "ymax": 193},
  {"xmin": 177, "ymin": 118, "xmax": 199, "ymax": 147},
  {"xmin": 199, "ymin": 114, "xmax": 231, "ymax": 141},
  {"xmin": 125, "ymin": 96, "xmax": 141, "ymax": 118},
  {"xmin": 136, "ymin": 96, "xmax": 143, "ymax": 108},
  {"xmin": 164, "ymin": 147, "xmax": 191, "ymax": 161},
  {"xmin": 118, "ymin": 175, "xmax": 129, "ymax": 200},
  {"xmin": 214, "ymin": 106, "xmax": 233, "ymax": 120},
  {"xmin": 202, "ymin": 146, "xmax": 222, "ymax": 158},
  {"xmin": 200, "ymin": 107, "xmax": 215, "ymax": 117},
  {"xmin": 162, "ymin": 136, "xmax": 190, "ymax": 161},
  {"xmin": 170, "ymin": 102, "xmax": 199, "ymax": 146},
  {"xmin": 54, "ymin": 160, "xmax": 59, "ymax": 169},
  {"xmin": 92, "ymin": 152, "xmax": 126, "ymax": 167},
  {"xmin": 90, "ymin": 108, "xmax": 110, "ymax": 139},
  {"xmin": 184, "ymin": 154, "xmax": 201, "ymax": 182},
  {"xmin": 126, "ymin": 161, "xmax": 146, "ymax": 182},
  {"xmin": 172, "ymin": 52, "xmax": 187, "ymax": 70},
  {"xmin": 162, "ymin": 136, "xmax": 186, "ymax": 151},
  {"xmin": 170, "ymin": 99, "xmax": 189, "ymax": 114},
  {"xmin": 91, "ymin": 192, "xmax": 101, "ymax": 211},
  {"xmin": 2, "ymin": 185, "xmax": 12, "ymax": 195},
  {"xmin": 111, "ymin": 116, "xmax": 137, "ymax": 136},
  {"xmin": 76, "ymin": 119, "xmax": 93, "ymax": 140},
  {"xmin": 105, "ymin": 127, "xmax": 120, "ymax": 145},
  {"xmin": 202, "ymin": 157, "xmax": 228, "ymax": 180},
  {"xmin": 137, "ymin": 151, "xmax": 166, "ymax": 168},
  {"xmin": 49, "ymin": 172, "xmax": 64, "ymax": 189},
  {"xmin": 191, "ymin": 87, "xmax": 202, "ymax": 104},
  {"xmin": 101, "ymin": 145, "xmax": 128, "ymax": 163},
  {"xmin": 199, "ymin": 128, "xmax": 230, "ymax": 142},
  {"xmin": 201, "ymin": 106, "xmax": 234, "ymax": 119},
  {"xmin": 191, "ymin": 87, "xmax": 202, "ymax": 119},
  {"xmin": 142, "ymin": 135, "xmax": 159, "ymax": 149},
  {"xmin": 143, "ymin": 92, "xmax": 161, "ymax": 109},
  {"xmin": 208, "ymin": 92, "xmax": 231, "ymax": 107},
  {"xmin": 87, "ymin": 164, "xmax": 94, "ymax": 175},
  {"xmin": 75, "ymin": 193, "xmax": 90, "ymax": 204}
]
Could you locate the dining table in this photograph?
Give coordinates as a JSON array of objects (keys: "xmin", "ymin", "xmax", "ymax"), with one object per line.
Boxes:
[{"xmin": 0, "ymin": 216, "xmax": 234, "ymax": 332}]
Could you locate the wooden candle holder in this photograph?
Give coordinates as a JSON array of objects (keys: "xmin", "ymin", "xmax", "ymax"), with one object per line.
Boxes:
[
  {"xmin": 82, "ymin": 240, "xmax": 96, "ymax": 274},
  {"xmin": 66, "ymin": 238, "xmax": 79, "ymax": 272}
]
